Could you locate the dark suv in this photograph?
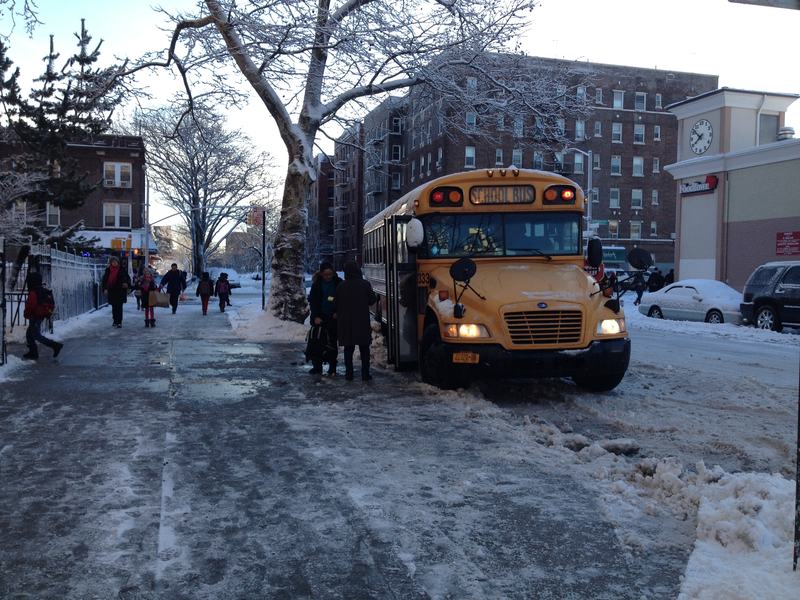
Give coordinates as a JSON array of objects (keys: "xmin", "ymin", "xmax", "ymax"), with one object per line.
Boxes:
[{"xmin": 740, "ymin": 261, "xmax": 800, "ymax": 331}]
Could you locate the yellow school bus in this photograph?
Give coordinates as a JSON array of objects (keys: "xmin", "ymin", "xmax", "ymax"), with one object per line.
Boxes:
[{"xmin": 362, "ymin": 168, "xmax": 631, "ymax": 391}]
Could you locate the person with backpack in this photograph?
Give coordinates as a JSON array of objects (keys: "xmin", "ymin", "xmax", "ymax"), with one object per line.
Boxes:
[
  {"xmin": 307, "ymin": 261, "xmax": 342, "ymax": 375},
  {"xmin": 159, "ymin": 263, "xmax": 186, "ymax": 314},
  {"xmin": 196, "ymin": 272, "xmax": 215, "ymax": 315},
  {"xmin": 214, "ymin": 273, "xmax": 232, "ymax": 313},
  {"xmin": 140, "ymin": 271, "xmax": 159, "ymax": 327},
  {"xmin": 336, "ymin": 261, "xmax": 376, "ymax": 381},
  {"xmin": 102, "ymin": 256, "xmax": 132, "ymax": 328},
  {"xmin": 22, "ymin": 272, "xmax": 63, "ymax": 360}
]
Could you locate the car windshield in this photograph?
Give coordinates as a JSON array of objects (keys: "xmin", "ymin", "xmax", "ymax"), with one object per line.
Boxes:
[{"xmin": 419, "ymin": 212, "xmax": 581, "ymax": 258}]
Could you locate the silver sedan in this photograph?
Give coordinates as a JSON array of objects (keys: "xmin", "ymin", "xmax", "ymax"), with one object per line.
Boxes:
[{"xmin": 638, "ymin": 279, "xmax": 743, "ymax": 324}]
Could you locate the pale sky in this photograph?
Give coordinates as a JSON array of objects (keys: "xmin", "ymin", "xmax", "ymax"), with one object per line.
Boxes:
[{"xmin": 3, "ymin": 0, "xmax": 799, "ymax": 224}]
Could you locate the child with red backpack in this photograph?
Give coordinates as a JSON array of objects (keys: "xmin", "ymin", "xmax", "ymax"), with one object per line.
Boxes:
[
  {"xmin": 22, "ymin": 272, "xmax": 63, "ymax": 360},
  {"xmin": 214, "ymin": 272, "xmax": 231, "ymax": 313},
  {"xmin": 196, "ymin": 272, "xmax": 214, "ymax": 315}
]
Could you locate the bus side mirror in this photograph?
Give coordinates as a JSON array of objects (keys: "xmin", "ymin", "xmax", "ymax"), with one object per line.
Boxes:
[
  {"xmin": 407, "ymin": 218, "xmax": 424, "ymax": 249},
  {"xmin": 587, "ymin": 238, "xmax": 603, "ymax": 268}
]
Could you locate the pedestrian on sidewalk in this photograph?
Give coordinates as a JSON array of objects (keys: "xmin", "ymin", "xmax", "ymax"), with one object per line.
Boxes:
[
  {"xmin": 631, "ymin": 271, "xmax": 647, "ymax": 306},
  {"xmin": 308, "ymin": 261, "xmax": 341, "ymax": 375},
  {"xmin": 102, "ymin": 256, "xmax": 131, "ymax": 328},
  {"xmin": 214, "ymin": 273, "xmax": 232, "ymax": 313},
  {"xmin": 140, "ymin": 271, "xmax": 159, "ymax": 327},
  {"xmin": 196, "ymin": 272, "xmax": 214, "ymax": 315},
  {"xmin": 22, "ymin": 272, "xmax": 63, "ymax": 360},
  {"xmin": 160, "ymin": 263, "xmax": 186, "ymax": 314},
  {"xmin": 336, "ymin": 261, "xmax": 376, "ymax": 382},
  {"xmin": 133, "ymin": 270, "xmax": 144, "ymax": 310}
]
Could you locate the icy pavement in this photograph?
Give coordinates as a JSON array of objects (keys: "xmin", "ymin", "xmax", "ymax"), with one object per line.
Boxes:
[{"xmin": 2, "ymin": 296, "xmax": 684, "ymax": 599}]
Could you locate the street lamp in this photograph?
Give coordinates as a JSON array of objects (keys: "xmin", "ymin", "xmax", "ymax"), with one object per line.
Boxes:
[{"xmin": 565, "ymin": 147, "xmax": 594, "ymax": 234}]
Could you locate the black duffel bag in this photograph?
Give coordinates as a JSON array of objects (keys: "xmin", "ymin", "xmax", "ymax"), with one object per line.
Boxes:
[{"xmin": 304, "ymin": 324, "xmax": 337, "ymax": 363}]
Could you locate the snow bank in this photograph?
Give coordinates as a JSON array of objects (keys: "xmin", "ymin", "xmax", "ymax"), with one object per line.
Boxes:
[
  {"xmin": 0, "ymin": 354, "xmax": 26, "ymax": 382},
  {"xmin": 678, "ymin": 472, "xmax": 799, "ymax": 599},
  {"xmin": 226, "ymin": 298, "xmax": 308, "ymax": 343}
]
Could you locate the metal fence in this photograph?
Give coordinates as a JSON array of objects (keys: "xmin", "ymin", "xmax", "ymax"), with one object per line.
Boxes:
[
  {"xmin": 3, "ymin": 244, "xmax": 107, "ymax": 349},
  {"xmin": 0, "ymin": 237, "xmax": 5, "ymax": 365}
]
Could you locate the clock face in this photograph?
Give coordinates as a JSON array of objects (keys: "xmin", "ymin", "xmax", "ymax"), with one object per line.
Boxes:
[{"xmin": 690, "ymin": 119, "xmax": 713, "ymax": 155}]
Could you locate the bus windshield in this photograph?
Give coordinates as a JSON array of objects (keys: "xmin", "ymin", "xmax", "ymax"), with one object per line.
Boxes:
[{"xmin": 420, "ymin": 212, "xmax": 581, "ymax": 258}]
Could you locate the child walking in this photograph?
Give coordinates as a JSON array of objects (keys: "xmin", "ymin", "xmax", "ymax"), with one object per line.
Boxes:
[
  {"xmin": 214, "ymin": 273, "xmax": 231, "ymax": 313},
  {"xmin": 196, "ymin": 272, "xmax": 214, "ymax": 315},
  {"xmin": 140, "ymin": 272, "xmax": 159, "ymax": 327}
]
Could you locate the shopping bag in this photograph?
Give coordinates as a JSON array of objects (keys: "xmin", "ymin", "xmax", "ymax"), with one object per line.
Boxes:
[{"xmin": 149, "ymin": 290, "xmax": 170, "ymax": 308}]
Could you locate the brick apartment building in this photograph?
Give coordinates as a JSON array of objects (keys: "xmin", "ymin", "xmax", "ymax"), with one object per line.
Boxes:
[
  {"xmin": 306, "ymin": 154, "xmax": 335, "ymax": 268},
  {"xmin": 405, "ymin": 58, "xmax": 719, "ymax": 269},
  {"xmin": 362, "ymin": 97, "xmax": 407, "ymax": 222},
  {"xmin": 332, "ymin": 124, "xmax": 364, "ymax": 269}
]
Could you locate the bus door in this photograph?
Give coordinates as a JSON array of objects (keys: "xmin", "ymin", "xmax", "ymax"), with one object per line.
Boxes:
[{"xmin": 385, "ymin": 214, "xmax": 418, "ymax": 369}]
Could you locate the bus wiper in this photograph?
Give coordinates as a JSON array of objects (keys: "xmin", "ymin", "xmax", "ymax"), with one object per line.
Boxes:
[{"xmin": 530, "ymin": 248, "xmax": 553, "ymax": 260}]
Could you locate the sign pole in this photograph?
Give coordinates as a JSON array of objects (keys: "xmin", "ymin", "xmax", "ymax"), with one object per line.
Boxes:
[
  {"xmin": 794, "ymin": 362, "xmax": 799, "ymax": 570},
  {"xmin": 261, "ymin": 209, "xmax": 266, "ymax": 311}
]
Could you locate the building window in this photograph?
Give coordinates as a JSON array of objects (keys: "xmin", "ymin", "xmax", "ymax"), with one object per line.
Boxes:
[
  {"xmin": 631, "ymin": 188, "xmax": 643, "ymax": 209},
  {"xmin": 651, "ymin": 190, "xmax": 659, "ymax": 205},
  {"xmin": 427, "ymin": 152, "xmax": 432, "ymax": 175},
  {"xmin": 652, "ymin": 157, "xmax": 660, "ymax": 173},
  {"xmin": 610, "ymin": 155, "xmax": 621, "ymax": 176},
  {"xmin": 651, "ymin": 221, "xmax": 658, "ymax": 236},
  {"xmin": 437, "ymin": 147, "xmax": 443, "ymax": 168},
  {"xmin": 554, "ymin": 151, "xmax": 564, "ymax": 172},
  {"xmin": 46, "ymin": 202, "xmax": 60, "ymax": 227},
  {"xmin": 633, "ymin": 156, "xmax": 644, "ymax": 177},
  {"xmin": 466, "ymin": 112, "xmax": 477, "ymax": 129},
  {"xmin": 533, "ymin": 151, "xmax": 544, "ymax": 170},
  {"xmin": 591, "ymin": 187, "xmax": 599, "ymax": 203},
  {"xmin": 420, "ymin": 155, "xmax": 425, "ymax": 175},
  {"xmin": 512, "ymin": 148, "xmax": 523, "ymax": 167},
  {"xmin": 496, "ymin": 115, "xmax": 504, "ymax": 130},
  {"xmin": 464, "ymin": 146, "xmax": 476, "ymax": 168},
  {"xmin": 556, "ymin": 118, "xmax": 565, "ymax": 135},
  {"xmin": 613, "ymin": 90, "xmax": 624, "ymax": 109},
  {"xmin": 612, "ymin": 122, "xmax": 623, "ymax": 143},
  {"xmin": 577, "ymin": 85, "xmax": 587, "ymax": 102},
  {"xmin": 655, "ymin": 93, "xmax": 663, "ymax": 110},
  {"xmin": 392, "ymin": 145, "xmax": 401, "ymax": 161},
  {"xmin": 630, "ymin": 221, "xmax": 642, "ymax": 239},
  {"xmin": 593, "ymin": 153, "xmax": 600, "ymax": 170},
  {"xmin": 392, "ymin": 117, "xmax": 402, "ymax": 133},
  {"xmin": 103, "ymin": 203, "xmax": 132, "ymax": 228},
  {"xmin": 575, "ymin": 120, "xmax": 585, "ymax": 140},
  {"xmin": 411, "ymin": 162, "xmax": 416, "ymax": 181},
  {"xmin": 573, "ymin": 153, "xmax": 584, "ymax": 174},
  {"xmin": 595, "ymin": 88, "xmax": 603, "ymax": 104},
  {"xmin": 609, "ymin": 188, "xmax": 620, "ymax": 208},
  {"xmin": 594, "ymin": 121, "xmax": 602, "ymax": 137},
  {"xmin": 534, "ymin": 116, "xmax": 543, "ymax": 136},
  {"xmin": 634, "ymin": 124, "xmax": 645, "ymax": 144},
  {"xmin": 495, "ymin": 148, "xmax": 504, "ymax": 166},
  {"xmin": 513, "ymin": 116, "xmax": 523, "ymax": 137},
  {"xmin": 466, "ymin": 76, "xmax": 477, "ymax": 90},
  {"xmin": 103, "ymin": 162, "xmax": 132, "ymax": 188},
  {"xmin": 635, "ymin": 92, "xmax": 646, "ymax": 111},
  {"xmin": 654, "ymin": 125, "xmax": 662, "ymax": 141},
  {"xmin": 608, "ymin": 219, "xmax": 619, "ymax": 238}
]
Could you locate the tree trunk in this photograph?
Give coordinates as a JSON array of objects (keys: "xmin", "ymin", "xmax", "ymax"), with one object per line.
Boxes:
[
  {"xmin": 269, "ymin": 161, "xmax": 311, "ymax": 322},
  {"xmin": 191, "ymin": 214, "xmax": 206, "ymax": 276}
]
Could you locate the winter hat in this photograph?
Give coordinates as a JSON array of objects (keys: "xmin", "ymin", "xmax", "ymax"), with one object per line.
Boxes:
[
  {"xmin": 201, "ymin": 272, "xmax": 210, "ymax": 280},
  {"xmin": 26, "ymin": 271, "xmax": 43, "ymax": 288},
  {"xmin": 343, "ymin": 260, "xmax": 361, "ymax": 280},
  {"xmin": 319, "ymin": 261, "xmax": 334, "ymax": 273}
]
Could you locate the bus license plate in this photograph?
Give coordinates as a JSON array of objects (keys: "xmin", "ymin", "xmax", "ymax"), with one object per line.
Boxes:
[{"xmin": 452, "ymin": 352, "xmax": 479, "ymax": 364}]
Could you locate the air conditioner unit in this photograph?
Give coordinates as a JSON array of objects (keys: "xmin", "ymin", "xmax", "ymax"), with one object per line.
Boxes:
[{"xmin": 104, "ymin": 179, "xmax": 116, "ymax": 187}]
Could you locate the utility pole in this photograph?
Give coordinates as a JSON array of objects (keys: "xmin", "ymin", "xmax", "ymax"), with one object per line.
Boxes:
[
  {"xmin": 143, "ymin": 168, "xmax": 150, "ymax": 271},
  {"xmin": 261, "ymin": 209, "xmax": 266, "ymax": 311}
]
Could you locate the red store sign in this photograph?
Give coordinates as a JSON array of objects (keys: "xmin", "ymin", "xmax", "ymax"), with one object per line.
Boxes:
[
  {"xmin": 776, "ymin": 231, "xmax": 800, "ymax": 256},
  {"xmin": 680, "ymin": 175, "xmax": 719, "ymax": 196}
]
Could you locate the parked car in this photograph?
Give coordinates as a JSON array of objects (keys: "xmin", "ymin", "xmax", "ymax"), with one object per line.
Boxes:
[
  {"xmin": 740, "ymin": 260, "xmax": 800, "ymax": 332},
  {"xmin": 638, "ymin": 279, "xmax": 743, "ymax": 324}
]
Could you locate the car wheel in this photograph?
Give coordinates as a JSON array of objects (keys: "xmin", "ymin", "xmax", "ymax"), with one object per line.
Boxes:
[
  {"xmin": 420, "ymin": 324, "xmax": 469, "ymax": 390},
  {"xmin": 755, "ymin": 305, "xmax": 782, "ymax": 332},
  {"xmin": 705, "ymin": 309, "xmax": 723, "ymax": 324},
  {"xmin": 647, "ymin": 306, "xmax": 663, "ymax": 319}
]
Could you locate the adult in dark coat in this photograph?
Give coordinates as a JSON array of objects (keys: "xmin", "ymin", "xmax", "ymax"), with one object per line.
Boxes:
[
  {"xmin": 308, "ymin": 261, "xmax": 342, "ymax": 375},
  {"xmin": 632, "ymin": 271, "xmax": 647, "ymax": 306},
  {"xmin": 102, "ymin": 256, "xmax": 132, "ymax": 327},
  {"xmin": 159, "ymin": 263, "xmax": 186, "ymax": 314},
  {"xmin": 336, "ymin": 261, "xmax": 377, "ymax": 381},
  {"xmin": 647, "ymin": 268, "xmax": 664, "ymax": 292},
  {"xmin": 664, "ymin": 268, "xmax": 675, "ymax": 286}
]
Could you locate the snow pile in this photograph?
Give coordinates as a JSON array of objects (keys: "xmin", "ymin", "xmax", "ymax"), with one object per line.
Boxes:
[
  {"xmin": 679, "ymin": 471, "xmax": 799, "ymax": 599},
  {"xmin": 226, "ymin": 300, "xmax": 308, "ymax": 343},
  {"xmin": 0, "ymin": 354, "xmax": 27, "ymax": 382}
]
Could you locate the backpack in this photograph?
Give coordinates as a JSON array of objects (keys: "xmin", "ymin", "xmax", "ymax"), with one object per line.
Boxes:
[
  {"xmin": 217, "ymin": 280, "xmax": 230, "ymax": 295},
  {"xmin": 304, "ymin": 324, "xmax": 337, "ymax": 363},
  {"xmin": 36, "ymin": 287, "xmax": 56, "ymax": 318}
]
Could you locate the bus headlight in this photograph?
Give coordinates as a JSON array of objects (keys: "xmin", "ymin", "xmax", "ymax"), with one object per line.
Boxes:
[
  {"xmin": 596, "ymin": 318, "xmax": 625, "ymax": 335},
  {"xmin": 444, "ymin": 323, "xmax": 490, "ymax": 338}
]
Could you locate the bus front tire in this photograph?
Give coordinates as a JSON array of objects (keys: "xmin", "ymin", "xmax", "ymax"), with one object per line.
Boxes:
[
  {"xmin": 420, "ymin": 325, "xmax": 469, "ymax": 390},
  {"xmin": 572, "ymin": 370, "xmax": 626, "ymax": 393}
]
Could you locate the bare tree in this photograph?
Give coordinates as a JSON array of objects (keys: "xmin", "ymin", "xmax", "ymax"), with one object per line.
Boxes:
[
  {"xmin": 135, "ymin": 0, "xmax": 589, "ymax": 322},
  {"xmin": 132, "ymin": 104, "xmax": 275, "ymax": 276}
]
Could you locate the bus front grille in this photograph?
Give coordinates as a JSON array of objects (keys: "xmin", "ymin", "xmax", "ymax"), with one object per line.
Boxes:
[{"xmin": 504, "ymin": 310, "xmax": 583, "ymax": 345}]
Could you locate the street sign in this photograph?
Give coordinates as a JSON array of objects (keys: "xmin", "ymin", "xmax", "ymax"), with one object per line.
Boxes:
[
  {"xmin": 247, "ymin": 206, "xmax": 266, "ymax": 227},
  {"xmin": 776, "ymin": 231, "xmax": 800, "ymax": 256}
]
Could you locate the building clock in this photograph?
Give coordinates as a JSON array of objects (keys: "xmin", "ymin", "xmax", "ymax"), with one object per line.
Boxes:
[{"xmin": 689, "ymin": 118, "xmax": 713, "ymax": 155}]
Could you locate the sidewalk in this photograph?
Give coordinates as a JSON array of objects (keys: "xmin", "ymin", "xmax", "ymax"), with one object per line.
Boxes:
[{"xmin": 0, "ymin": 298, "xmax": 682, "ymax": 599}]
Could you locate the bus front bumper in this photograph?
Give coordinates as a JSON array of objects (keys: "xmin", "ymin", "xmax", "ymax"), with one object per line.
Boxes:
[{"xmin": 442, "ymin": 337, "xmax": 631, "ymax": 379}]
